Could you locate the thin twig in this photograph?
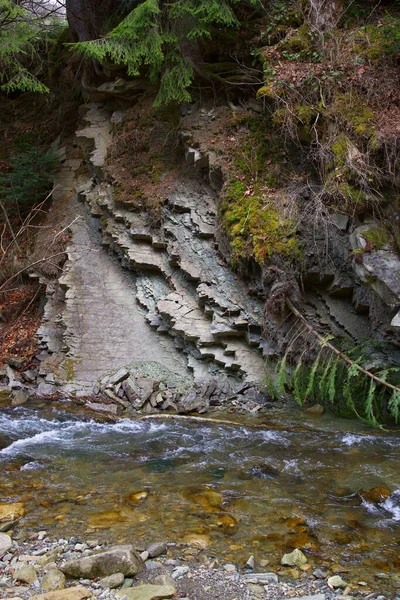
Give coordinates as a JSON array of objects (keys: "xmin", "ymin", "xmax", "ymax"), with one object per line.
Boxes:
[{"xmin": 0, "ymin": 252, "xmax": 66, "ymax": 292}]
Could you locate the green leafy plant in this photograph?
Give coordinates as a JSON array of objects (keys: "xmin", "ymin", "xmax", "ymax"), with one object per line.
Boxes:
[
  {"xmin": 269, "ymin": 348, "xmax": 400, "ymax": 427},
  {"xmin": 267, "ymin": 304, "xmax": 400, "ymax": 427}
]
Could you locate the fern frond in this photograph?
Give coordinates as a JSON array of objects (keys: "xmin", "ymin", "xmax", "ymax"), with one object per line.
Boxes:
[
  {"xmin": 326, "ymin": 358, "xmax": 339, "ymax": 403},
  {"xmin": 364, "ymin": 378, "xmax": 379, "ymax": 427},
  {"xmin": 305, "ymin": 352, "xmax": 321, "ymax": 401},
  {"xmin": 275, "ymin": 354, "xmax": 290, "ymax": 396},
  {"xmin": 292, "ymin": 358, "xmax": 305, "ymax": 405},
  {"xmin": 318, "ymin": 355, "xmax": 333, "ymax": 399},
  {"xmin": 388, "ymin": 389, "xmax": 400, "ymax": 423}
]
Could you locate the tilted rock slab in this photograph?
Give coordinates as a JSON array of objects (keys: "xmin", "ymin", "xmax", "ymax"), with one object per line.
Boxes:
[{"xmin": 60, "ymin": 545, "xmax": 142, "ymax": 579}]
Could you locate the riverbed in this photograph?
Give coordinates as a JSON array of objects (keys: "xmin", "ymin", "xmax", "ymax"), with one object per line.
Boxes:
[{"xmin": 1, "ymin": 404, "xmax": 399, "ymax": 589}]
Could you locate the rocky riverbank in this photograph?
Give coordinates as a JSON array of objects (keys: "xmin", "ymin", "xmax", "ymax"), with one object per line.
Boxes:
[
  {"xmin": 0, "ymin": 360, "xmax": 287, "ymax": 419},
  {"xmin": 0, "ymin": 529, "xmax": 395, "ymax": 600}
]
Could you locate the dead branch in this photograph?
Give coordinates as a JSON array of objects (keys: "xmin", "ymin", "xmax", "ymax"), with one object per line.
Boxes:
[{"xmin": 0, "ymin": 252, "xmax": 66, "ymax": 292}]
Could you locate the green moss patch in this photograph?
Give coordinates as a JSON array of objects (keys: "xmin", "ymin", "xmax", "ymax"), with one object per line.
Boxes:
[
  {"xmin": 221, "ymin": 179, "xmax": 299, "ymax": 265},
  {"xmin": 327, "ymin": 93, "xmax": 375, "ymax": 138}
]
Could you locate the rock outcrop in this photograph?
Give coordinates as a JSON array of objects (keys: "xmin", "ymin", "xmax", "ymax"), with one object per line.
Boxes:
[{"xmin": 36, "ymin": 104, "xmax": 270, "ymax": 396}]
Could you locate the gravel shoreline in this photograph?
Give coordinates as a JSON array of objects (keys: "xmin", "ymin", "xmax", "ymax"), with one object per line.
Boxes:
[{"xmin": 0, "ymin": 531, "xmax": 396, "ymax": 600}]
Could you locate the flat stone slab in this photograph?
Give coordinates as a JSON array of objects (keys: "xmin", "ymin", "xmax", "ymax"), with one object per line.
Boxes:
[
  {"xmin": 295, "ymin": 595, "xmax": 326, "ymax": 600},
  {"xmin": 58, "ymin": 216, "xmax": 190, "ymax": 391},
  {"xmin": 242, "ymin": 572, "xmax": 279, "ymax": 584},
  {"xmin": 157, "ymin": 292, "xmax": 215, "ymax": 346},
  {"xmin": 115, "ymin": 584, "xmax": 176, "ymax": 600},
  {"xmin": 31, "ymin": 587, "xmax": 92, "ymax": 600}
]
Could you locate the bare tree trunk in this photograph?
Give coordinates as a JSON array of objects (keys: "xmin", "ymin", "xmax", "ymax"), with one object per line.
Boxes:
[
  {"xmin": 66, "ymin": 0, "xmax": 117, "ymax": 42},
  {"xmin": 308, "ymin": 0, "xmax": 344, "ymax": 32}
]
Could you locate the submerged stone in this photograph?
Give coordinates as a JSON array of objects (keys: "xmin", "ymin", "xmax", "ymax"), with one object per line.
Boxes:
[
  {"xmin": 184, "ymin": 487, "xmax": 223, "ymax": 512},
  {"xmin": 285, "ymin": 518, "xmax": 305, "ymax": 528},
  {"xmin": 0, "ymin": 502, "xmax": 25, "ymax": 522},
  {"xmin": 216, "ymin": 514, "xmax": 238, "ymax": 529},
  {"xmin": 182, "ymin": 533, "xmax": 212, "ymax": 549},
  {"xmin": 87, "ymin": 510, "xmax": 126, "ymax": 529},
  {"xmin": 126, "ymin": 491, "xmax": 148, "ymax": 505},
  {"xmin": 359, "ymin": 487, "xmax": 391, "ymax": 504}
]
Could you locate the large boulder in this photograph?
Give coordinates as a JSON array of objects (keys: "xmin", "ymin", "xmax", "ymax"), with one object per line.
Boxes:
[{"xmin": 60, "ymin": 545, "xmax": 142, "ymax": 579}]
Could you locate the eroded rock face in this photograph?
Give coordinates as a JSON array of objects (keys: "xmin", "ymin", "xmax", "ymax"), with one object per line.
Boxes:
[
  {"xmin": 351, "ymin": 224, "xmax": 400, "ymax": 321},
  {"xmin": 60, "ymin": 545, "xmax": 142, "ymax": 579},
  {"xmin": 37, "ymin": 103, "xmax": 400, "ymax": 399},
  {"xmin": 37, "ymin": 104, "xmax": 270, "ymax": 397}
]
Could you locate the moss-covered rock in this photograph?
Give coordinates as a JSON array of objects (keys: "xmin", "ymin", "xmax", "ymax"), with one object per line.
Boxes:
[{"xmin": 221, "ymin": 179, "xmax": 299, "ymax": 266}]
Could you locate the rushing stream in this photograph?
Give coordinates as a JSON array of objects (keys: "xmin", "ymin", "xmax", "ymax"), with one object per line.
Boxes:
[{"xmin": 1, "ymin": 404, "xmax": 399, "ymax": 586}]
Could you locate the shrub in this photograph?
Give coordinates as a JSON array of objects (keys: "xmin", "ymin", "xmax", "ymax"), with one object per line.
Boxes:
[{"xmin": 0, "ymin": 147, "xmax": 58, "ymax": 216}]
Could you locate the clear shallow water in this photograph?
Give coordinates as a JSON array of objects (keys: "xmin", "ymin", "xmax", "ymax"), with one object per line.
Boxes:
[{"xmin": 1, "ymin": 405, "xmax": 399, "ymax": 582}]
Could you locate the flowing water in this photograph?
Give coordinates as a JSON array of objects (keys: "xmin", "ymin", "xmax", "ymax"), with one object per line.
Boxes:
[{"xmin": 1, "ymin": 404, "xmax": 399, "ymax": 585}]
